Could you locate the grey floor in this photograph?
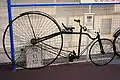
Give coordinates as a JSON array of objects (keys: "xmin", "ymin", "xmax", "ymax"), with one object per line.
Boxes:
[{"xmin": 0, "ymin": 62, "xmax": 120, "ymax": 80}]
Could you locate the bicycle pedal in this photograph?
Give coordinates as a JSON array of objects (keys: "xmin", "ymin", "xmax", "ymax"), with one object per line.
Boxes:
[{"xmin": 68, "ymin": 55, "xmax": 75, "ymax": 62}]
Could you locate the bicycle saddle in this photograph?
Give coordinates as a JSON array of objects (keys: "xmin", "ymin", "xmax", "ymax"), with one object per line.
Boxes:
[{"xmin": 62, "ymin": 23, "xmax": 75, "ymax": 31}]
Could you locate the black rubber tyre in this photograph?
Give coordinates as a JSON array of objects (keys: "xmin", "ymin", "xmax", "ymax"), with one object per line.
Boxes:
[
  {"xmin": 113, "ymin": 32, "xmax": 120, "ymax": 57},
  {"xmin": 89, "ymin": 38, "xmax": 115, "ymax": 66},
  {"xmin": 3, "ymin": 11, "xmax": 63, "ymax": 69}
]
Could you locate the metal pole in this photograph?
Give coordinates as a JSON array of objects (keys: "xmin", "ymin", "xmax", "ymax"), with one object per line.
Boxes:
[
  {"xmin": 89, "ymin": 5, "xmax": 92, "ymax": 13},
  {"xmin": 7, "ymin": 0, "xmax": 16, "ymax": 71},
  {"xmin": 11, "ymin": 2, "xmax": 120, "ymax": 7},
  {"xmin": 86, "ymin": 5, "xmax": 92, "ymax": 61}
]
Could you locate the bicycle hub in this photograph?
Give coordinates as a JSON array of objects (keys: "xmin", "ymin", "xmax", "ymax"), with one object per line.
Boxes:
[{"xmin": 30, "ymin": 38, "xmax": 37, "ymax": 45}]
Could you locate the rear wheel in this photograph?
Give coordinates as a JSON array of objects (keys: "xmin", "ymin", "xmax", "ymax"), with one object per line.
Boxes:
[
  {"xmin": 89, "ymin": 39, "xmax": 115, "ymax": 66},
  {"xmin": 3, "ymin": 11, "xmax": 63, "ymax": 69}
]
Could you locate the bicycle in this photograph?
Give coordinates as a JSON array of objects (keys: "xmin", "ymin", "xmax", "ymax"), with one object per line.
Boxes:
[
  {"xmin": 113, "ymin": 28, "xmax": 120, "ymax": 58},
  {"xmin": 3, "ymin": 11, "xmax": 115, "ymax": 69}
]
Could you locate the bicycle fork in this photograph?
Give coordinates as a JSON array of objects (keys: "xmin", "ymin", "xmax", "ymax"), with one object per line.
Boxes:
[{"xmin": 97, "ymin": 32, "xmax": 105, "ymax": 54}]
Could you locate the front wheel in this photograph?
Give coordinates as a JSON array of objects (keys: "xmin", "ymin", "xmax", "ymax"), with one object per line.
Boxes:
[
  {"xmin": 3, "ymin": 11, "xmax": 63, "ymax": 69},
  {"xmin": 89, "ymin": 38, "xmax": 115, "ymax": 66}
]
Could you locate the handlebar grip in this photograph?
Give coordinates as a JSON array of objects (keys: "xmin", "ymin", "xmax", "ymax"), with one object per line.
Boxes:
[{"xmin": 74, "ymin": 19, "xmax": 80, "ymax": 22}]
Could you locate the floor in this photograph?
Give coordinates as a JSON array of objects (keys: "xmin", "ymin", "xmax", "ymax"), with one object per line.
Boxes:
[{"xmin": 0, "ymin": 62, "xmax": 120, "ymax": 80}]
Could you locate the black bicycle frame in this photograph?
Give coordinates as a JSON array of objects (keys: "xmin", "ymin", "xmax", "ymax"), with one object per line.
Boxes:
[
  {"xmin": 34, "ymin": 29, "xmax": 99, "ymax": 57},
  {"xmin": 33, "ymin": 20, "xmax": 106, "ymax": 58},
  {"xmin": 35, "ymin": 31, "xmax": 96, "ymax": 43}
]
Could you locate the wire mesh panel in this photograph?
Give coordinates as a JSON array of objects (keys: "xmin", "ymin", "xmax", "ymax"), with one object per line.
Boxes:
[{"xmin": 2, "ymin": 0, "xmax": 120, "ymax": 69}]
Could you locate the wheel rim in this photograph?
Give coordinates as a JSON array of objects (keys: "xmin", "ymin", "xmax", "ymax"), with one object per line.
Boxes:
[
  {"xmin": 3, "ymin": 11, "xmax": 63, "ymax": 69},
  {"xmin": 114, "ymin": 33, "xmax": 120, "ymax": 57},
  {"xmin": 89, "ymin": 39, "xmax": 115, "ymax": 66}
]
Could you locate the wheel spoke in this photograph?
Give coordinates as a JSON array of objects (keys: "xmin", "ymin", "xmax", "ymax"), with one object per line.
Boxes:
[{"xmin": 27, "ymin": 14, "xmax": 36, "ymax": 39}]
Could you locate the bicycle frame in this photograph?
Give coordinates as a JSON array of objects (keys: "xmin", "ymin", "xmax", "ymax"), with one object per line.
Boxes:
[
  {"xmin": 31, "ymin": 21, "xmax": 104, "ymax": 59},
  {"xmin": 61, "ymin": 30, "xmax": 97, "ymax": 58}
]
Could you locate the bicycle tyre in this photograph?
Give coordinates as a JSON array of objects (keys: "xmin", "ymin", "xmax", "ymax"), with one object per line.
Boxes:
[
  {"xmin": 113, "ymin": 31, "xmax": 120, "ymax": 57},
  {"xmin": 89, "ymin": 38, "xmax": 115, "ymax": 66},
  {"xmin": 3, "ymin": 11, "xmax": 63, "ymax": 69}
]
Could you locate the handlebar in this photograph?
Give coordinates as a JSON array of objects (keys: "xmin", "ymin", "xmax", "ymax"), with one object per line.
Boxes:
[
  {"xmin": 74, "ymin": 19, "xmax": 101, "ymax": 39},
  {"xmin": 74, "ymin": 19, "xmax": 100, "ymax": 34},
  {"xmin": 74, "ymin": 19, "xmax": 87, "ymax": 31}
]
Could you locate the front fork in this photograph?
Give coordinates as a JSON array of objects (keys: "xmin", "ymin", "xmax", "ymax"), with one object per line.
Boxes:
[{"xmin": 97, "ymin": 32, "xmax": 105, "ymax": 54}]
